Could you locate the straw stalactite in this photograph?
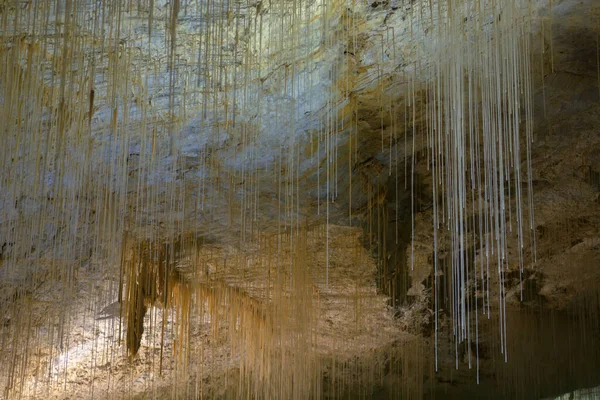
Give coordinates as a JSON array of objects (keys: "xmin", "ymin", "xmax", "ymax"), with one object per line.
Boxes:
[{"xmin": 1, "ymin": 0, "xmax": 600, "ymax": 398}]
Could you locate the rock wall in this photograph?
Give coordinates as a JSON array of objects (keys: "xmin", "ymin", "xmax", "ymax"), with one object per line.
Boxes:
[{"xmin": 0, "ymin": 0, "xmax": 599, "ymax": 398}]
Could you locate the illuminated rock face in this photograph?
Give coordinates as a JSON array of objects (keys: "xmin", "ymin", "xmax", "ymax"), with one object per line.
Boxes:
[{"xmin": 1, "ymin": 0, "xmax": 600, "ymax": 398}]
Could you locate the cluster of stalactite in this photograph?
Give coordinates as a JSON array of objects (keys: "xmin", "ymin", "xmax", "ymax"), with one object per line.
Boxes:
[{"xmin": 2, "ymin": 0, "xmax": 599, "ymax": 398}]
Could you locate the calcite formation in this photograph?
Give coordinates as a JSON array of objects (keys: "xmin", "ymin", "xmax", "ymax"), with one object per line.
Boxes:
[{"xmin": 0, "ymin": 0, "xmax": 599, "ymax": 398}]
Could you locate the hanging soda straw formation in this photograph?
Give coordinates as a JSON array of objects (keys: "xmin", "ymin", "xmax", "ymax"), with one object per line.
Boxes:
[{"xmin": 0, "ymin": 0, "xmax": 545, "ymax": 397}]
